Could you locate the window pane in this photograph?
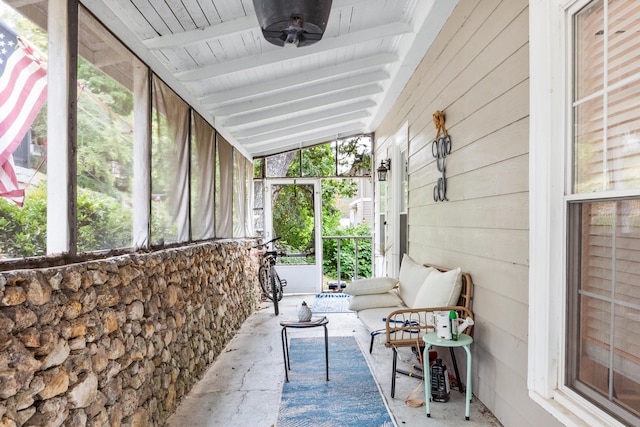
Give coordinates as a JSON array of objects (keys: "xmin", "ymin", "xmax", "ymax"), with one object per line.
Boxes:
[
  {"xmin": 336, "ymin": 135, "xmax": 372, "ymax": 177},
  {"xmin": 569, "ymin": 199, "xmax": 640, "ymax": 422},
  {"xmin": 266, "ymin": 151, "xmax": 299, "ymax": 177},
  {"xmin": 575, "ymin": 0, "xmax": 604, "ymax": 100},
  {"xmin": 606, "ymin": 82, "xmax": 640, "ymax": 191},
  {"xmin": 253, "ymin": 179, "xmax": 264, "ymax": 236},
  {"xmin": 302, "ymin": 144, "xmax": 334, "ymax": 176},
  {"xmin": 76, "ymin": 7, "xmax": 139, "ymax": 252},
  {"xmin": 607, "ymin": 0, "xmax": 640, "ymax": 86},
  {"xmin": 574, "ymin": 97, "xmax": 605, "ymax": 193},
  {"xmin": 0, "ymin": 2, "xmax": 48, "ymax": 259}
]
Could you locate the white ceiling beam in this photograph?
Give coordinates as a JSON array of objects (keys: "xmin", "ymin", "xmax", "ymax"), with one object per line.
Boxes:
[
  {"xmin": 210, "ymin": 70, "xmax": 388, "ymax": 116},
  {"xmin": 220, "ymin": 85, "xmax": 382, "ymax": 126},
  {"xmin": 142, "ymin": 0, "xmax": 368, "ymax": 50},
  {"xmin": 238, "ymin": 111, "xmax": 370, "ymax": 145},
  {"xmin": 6, "ymin": 0, "xmax": 42, "ymax": 7},
  {"xmin": 197, "ymin": 53, "xmax": 397, "ymax": 105},
  {"xmin": 245, "ymin": 122, "xmax": 365, "ymax": 150},
  {"xmin": 231, "ymin": 100, "xmax": 375, "ymax": 136},
  {"xmin": 176, "ymin": 22, "xmax": 412, "ymax": 82}
]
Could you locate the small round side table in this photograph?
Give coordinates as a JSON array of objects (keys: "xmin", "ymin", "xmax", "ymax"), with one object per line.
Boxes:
[{"xmin": 422, "ymin": 332, "xmax": 473, "ymax": 420}]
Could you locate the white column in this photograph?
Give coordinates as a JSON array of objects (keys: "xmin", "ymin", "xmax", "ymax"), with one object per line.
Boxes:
[
  {"xmin": 133, "ymin": 64, "xmax": 150, "ymax": 249},
  {"xmin": 47, "ymin": 0, "xmax": 78, "ymax": 255}
]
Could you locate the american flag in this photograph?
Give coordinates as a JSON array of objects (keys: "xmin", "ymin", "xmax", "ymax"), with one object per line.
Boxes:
[{"xmin": 0, "ymin": 20, "xmax": 47, "ymax": 206}]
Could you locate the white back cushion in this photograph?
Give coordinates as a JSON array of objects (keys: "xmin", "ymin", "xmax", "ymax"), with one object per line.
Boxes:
[
  {"xmin": 397, "ymin": 254, "xmax": 434, "ymax": 308},
  {"xmin": 412, "ymin": 267, "xmax": 462, "ymax": 308}
]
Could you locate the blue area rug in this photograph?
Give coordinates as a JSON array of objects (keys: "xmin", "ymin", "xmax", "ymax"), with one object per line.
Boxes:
[
  {"xmin": 277, "ymin": 336, "xmax": 395, "ymax": 427},
  {"xmin": 311, "ymin": 293, "xmax": 352, "ymax": 313}
]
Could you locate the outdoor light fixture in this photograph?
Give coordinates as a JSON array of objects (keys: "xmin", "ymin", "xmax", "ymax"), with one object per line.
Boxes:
[
  {"xmin": 252, "ymin": 0, "xmax": 333, "ymax": 47},
  {"xmin": 377, "ymin": 159, "xmax": 391, "ymax": 182}
]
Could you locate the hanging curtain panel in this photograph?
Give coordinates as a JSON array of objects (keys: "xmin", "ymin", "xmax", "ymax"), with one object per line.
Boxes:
[
  {"xmin": 245, "ymin": 157, "xmax": 254, "ymax": 237},
  {"xmin": 233, "ymin": 149, "xmax": 246, "ymax": 238},
  {"xmin": 191, "ymin": 112, "xmax": 216, "ymax": 240},
  {"xmin": 216, "ymin": 134, "xmax": 233, "ymax": 238},
  {"xmin": 151, "ymin": 76, "xmax": 190, "ymax": 244}
]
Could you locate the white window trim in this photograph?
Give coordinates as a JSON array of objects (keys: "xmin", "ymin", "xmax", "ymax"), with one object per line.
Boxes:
[{"xmin": 529, "ymin": 1, "xmax": 633, "ymax": 426}]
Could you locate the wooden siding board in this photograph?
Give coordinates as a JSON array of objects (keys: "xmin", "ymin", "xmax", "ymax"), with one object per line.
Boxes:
[
  {"xmin": 410, "ymin": 226, "xmax": 528, "ymax": 266},
  {"xmin": 410, "ymin": 193, "xmax": 529, "ymax": 230}
]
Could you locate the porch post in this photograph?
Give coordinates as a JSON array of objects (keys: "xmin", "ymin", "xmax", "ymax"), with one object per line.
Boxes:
[{"xmin": 47, "ymin": 0, "xmax": 78, "ymax": 255}]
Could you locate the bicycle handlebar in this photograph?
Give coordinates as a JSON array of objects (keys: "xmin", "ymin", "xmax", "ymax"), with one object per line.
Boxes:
[{"xmin": 251, "ymin": 236, "xmax": 281, "ymax": 249}]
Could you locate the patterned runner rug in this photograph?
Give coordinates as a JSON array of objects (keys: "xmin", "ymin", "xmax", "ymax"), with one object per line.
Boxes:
[
  {"xmin": 310, "ymin": 293, "xmax": 352, "ymax": 313},
  {"xmin": 277, "ymin": 336, "xmax": 395, "ymax": 427}
]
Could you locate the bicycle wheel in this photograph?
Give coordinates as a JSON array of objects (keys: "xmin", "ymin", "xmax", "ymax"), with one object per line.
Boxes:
[
  {"xmin": 258, "ymin": 265, "xmax": 270, "ymax": 297},
  {"xmin": 272, "ymin": 269, "xmax": 284, "ymax": 301},
  {"xmin": 270, "ymin": 269, "xmax": 279, "ymax": 315}
]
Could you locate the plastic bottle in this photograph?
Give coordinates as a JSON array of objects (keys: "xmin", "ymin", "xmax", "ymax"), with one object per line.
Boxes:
[
  {"xmin": 431, "ymin": 358, "xmax": 450, "ymax": 402},
  {"xmin": 449, "ymin": 310, "xmax": 458, "ymax": 341}
]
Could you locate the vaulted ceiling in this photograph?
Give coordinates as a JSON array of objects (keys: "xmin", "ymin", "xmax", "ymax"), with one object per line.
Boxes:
[{"xmin": 15, "ymin": 0, "xmax": 457, "ymax": 158}]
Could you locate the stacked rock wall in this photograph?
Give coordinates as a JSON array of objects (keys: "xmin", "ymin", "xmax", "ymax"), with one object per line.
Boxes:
[{"xmin": 0, "ymin": 240, "xmax": 261, "ymax": 426}]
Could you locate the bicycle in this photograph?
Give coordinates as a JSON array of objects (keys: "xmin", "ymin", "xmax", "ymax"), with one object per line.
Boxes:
[{"xmin": 251, "ymin": 237, "xmax": 287, "ymax": 315}]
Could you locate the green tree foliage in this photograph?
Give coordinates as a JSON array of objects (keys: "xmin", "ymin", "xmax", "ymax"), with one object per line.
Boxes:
[
  {"xmin": 0, "ymin": 186, "xmax": 132, "ymax": 258},
  {"xmin": 268, "ymin": 136, "xmax": 372, "ymax": 280}
]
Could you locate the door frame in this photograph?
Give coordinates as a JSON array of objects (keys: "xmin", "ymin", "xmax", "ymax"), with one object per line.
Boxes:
[{"xmin": 264, "ymin": 178, "xmax": 322, "ymax": 293}]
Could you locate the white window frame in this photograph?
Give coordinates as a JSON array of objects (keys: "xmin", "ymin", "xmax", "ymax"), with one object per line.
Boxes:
[{"xmin": 529, "ymin": 1, "xmax": 635, "ymax": 426}]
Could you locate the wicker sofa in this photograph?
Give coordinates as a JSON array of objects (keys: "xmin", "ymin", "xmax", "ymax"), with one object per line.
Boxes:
[{"xmin": 344, "ymin": 255, "xmax": 473, "ymax": 397}]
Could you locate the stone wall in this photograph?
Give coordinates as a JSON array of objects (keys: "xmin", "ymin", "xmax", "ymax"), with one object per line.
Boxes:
[{"xmin": 0, "ymin": 240, "xmax": 261, "ymax": 426}]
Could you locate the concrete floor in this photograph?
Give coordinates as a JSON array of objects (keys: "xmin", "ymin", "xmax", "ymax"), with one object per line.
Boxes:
[{"xmin": 165, "ymin": 295, "xmax": 503, "ymax": 427}]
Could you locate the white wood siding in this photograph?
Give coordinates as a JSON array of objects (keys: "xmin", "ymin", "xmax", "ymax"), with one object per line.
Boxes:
[{"xmin": 375, "ymin": 1, "xmax": 561, "ymax": 425}]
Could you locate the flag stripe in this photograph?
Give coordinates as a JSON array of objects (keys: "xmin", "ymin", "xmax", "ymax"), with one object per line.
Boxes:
[
  {"xmin": 0, "ymin": 53, "xmax": 47, "ymax": 164},
  {"xmin": 0, "ymin": 21, "xmax": 48, "ymax": 207}
]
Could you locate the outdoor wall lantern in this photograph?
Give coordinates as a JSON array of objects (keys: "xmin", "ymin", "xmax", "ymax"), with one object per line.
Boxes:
[
  {"xmin": 377, "ymin": 159, "xmax": 391, "ymax": 182},
  {"xmin": 252, "ymin": 0, "xmax": 333, "ymax": 47}
]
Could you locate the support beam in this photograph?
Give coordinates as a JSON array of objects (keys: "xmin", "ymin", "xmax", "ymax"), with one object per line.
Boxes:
[{"xmin": 47, "ymin": 0, "xmax": 78, "ymax": 255}]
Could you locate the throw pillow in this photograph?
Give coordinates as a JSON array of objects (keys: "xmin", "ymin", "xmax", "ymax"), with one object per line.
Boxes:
[
  {"xmin": 343, "ymin": 277, "xmax": 399, "ymax": 296},
  {"xmin": 411, "ymin": 267, "xmax": 462, "ymax": 308},
  {"xmin": 397, "ymin": 254, "xmax": 435, "ymax": 308},
  {"xmin": 347, "ymin": 291, "xmax": 403, "ymax": 311}
]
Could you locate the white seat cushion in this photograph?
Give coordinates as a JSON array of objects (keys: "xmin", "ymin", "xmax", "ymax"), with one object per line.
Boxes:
[{"xmin": 348, "ymin": 291, "xmax": 403, "ymax": 311}]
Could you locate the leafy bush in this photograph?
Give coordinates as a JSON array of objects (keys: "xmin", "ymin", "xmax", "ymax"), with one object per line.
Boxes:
[
  {"xmin": 322, "ymin": 223, "xmax": 372, "ymax": 281},
  {"xmin": 0, "ymin": 185, "xmax": 132, "ymax": 258}
]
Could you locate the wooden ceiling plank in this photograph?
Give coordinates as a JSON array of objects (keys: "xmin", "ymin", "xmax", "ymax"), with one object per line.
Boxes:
[
  {"xmin": 197, "ymin": 53, "xmax": 396, "ymax": 104},
  {"xmin": 238, "ymin": 111, "xmax": 371, "ymax": 145},
  {"xmin": 210, "ymin": 70, "xmax": 388, "ymax": 115},
  {"xmin": 143, "ymin": 0, "xmax": 370, "ymax": 49},
  {"xmin": 231, "ymin": 100, "xmax": 375, "ymax": 136},
  {"xmin": 176, "ymin": 22, "xmax": 412, "ymax": 81},
  {"xmin": 244, "ymin": 122, "xmax": 364, "ymax": 149},
  {"xmin": 219, "ymin": 85, "xmax": 382, "ymax": 125}
]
